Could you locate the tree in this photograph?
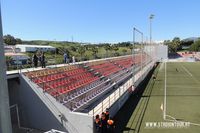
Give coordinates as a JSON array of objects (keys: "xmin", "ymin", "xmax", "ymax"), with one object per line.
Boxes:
[
  {"xmin": 111, "ymin": 45, "xmax": 119, "ymax": 55},
  {"xmin": 128, "ymin": 45, "xmax": 134, "ymax": 53},
  {"xmin": 190, "ymin": 39, "xmax": 200, "ymax": 51},
  {"xmin": 163, "ymin": 40, "xmax": 171, "ymax": 45},
  {"xmin": 15, "ymin": 38, "xmax": 22, "ymax": 44},
  {"xmin": 78, "ymin": 46, "xmax": 86, "ymax": 60},
  {"xmin": 122, "ymin": 49, "xmax": 127, "ymax": 55},
  {"xmin": 5, "ymin": 56, "xmax": 12, "ymax": 67},
  {"xmin": 164, "ymin": 40, "xmax": 172, "ymax": 52},
  {"xmin": 171, "ymin": 37, "xmax": 181, "ymax": 52},
  {"xmin": 83, "ymin": 44, "xmax": 90, "ymax": 50},
  {"xmin": 116, "ymin": 42, "xmax": 131, "ymax": 47},
  {"xmin": 164, "ymin": 37, "xmax": 181, "ymax": 53},
  {"xmin": 104, "ymin": 44, "xmax": 111, "ymax": 57},
  {"xmin": 3, "ymin": 34, "xmax": 16, "ymax": 45},
  {"xmin": 70, "ymin": 46, "xmax": 76, "ymax": 52},
  {"xmin": 91, "ymin": 46, "xmax": 98, "ymax": 59},
  {"xmin": 180, "ymin": 40, "xmax": 194, "ymax": 46}
]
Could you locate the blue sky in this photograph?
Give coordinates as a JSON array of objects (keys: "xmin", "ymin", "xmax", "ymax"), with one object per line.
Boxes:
[{"xmin": 1, "ymin": 0, "xmax": 200, "ymax": 43}]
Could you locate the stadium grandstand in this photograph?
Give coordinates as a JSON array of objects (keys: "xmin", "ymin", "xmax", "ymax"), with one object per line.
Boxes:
[
  {"xmin": 23, "ymin": 54, "xmax": 146, "ymax": 112},
  {"xmin": 3, "ymin": 43, "xmax": 168, "ymax": 133}
]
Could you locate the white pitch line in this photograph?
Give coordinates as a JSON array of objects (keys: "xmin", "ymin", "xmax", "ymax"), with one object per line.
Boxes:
[
  {"xmin": 167, "ymin": 85, "xmax": 200, "ymax": 89},
  {"xmin": 165, "ymin": 117, "xmax": 200, "ymax": 127},
  {"xmin": 163, "ymin": 63, "xmax": 200, "ymax": 127},
  {"xmin": 165, "ymin": 115, "xmax": 177, "ymax": 121},
  {"xmin": 181, "ymin": 64, "xmax": 200, "ymax": 84},
  {"xmin": 181, "ymin": 65, "xmax": 193, "ymax": 77}
]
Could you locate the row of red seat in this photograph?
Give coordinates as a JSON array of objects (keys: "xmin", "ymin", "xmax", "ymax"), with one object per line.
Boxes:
[
  {"xmin": 31, "ymin": 66, "xmax": 100, "ymax": 97},
  {"xmin": 49, "ymin": 76, "xmax": 99, "ymax": 97},
  {"xmin": 26, "ymin": 56, "xmax": 144, "ymax": 99},
  {"xmin": 64, "ymin": 68, "xmax": 86, "ymax": 76},
  {"xmin": 114, "ymin": 58, "xmax": 133, "ymax": 68},
  {"xmin": 71, "ymin": 72, "xmax": 93, "ymax": 81},
  {"xmin": 25, "ymin": 65, "xmax": 78, "ymax": 79},
  {"xmin": 32, "ymin": 67, "xmax": 87, "ymax": 84},
  {"xmin": 33, "ymin": 73, "xmax": 66, "ymax": 84},
  {"xmin": 101, "ymin": 67, "xmax": 121, "ymax": 77},
  {"xmin": 43, "ymin": 78, "xmax": 73, "ymax": 91},
  {"xmin": 90, "ymin": 62, "xmax": 109, "ymax": 70},
  {"xmin": 96, "ymin": 64, "xmax": 120, "ymax": 74}
]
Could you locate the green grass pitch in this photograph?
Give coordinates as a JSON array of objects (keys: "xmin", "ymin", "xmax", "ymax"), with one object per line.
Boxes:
[{"xmin": 115, "ymin": 62, "xmax": 200, "ymax": 133}]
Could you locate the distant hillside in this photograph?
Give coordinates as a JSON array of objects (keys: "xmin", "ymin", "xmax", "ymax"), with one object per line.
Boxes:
[
  {"xmin": 180, "ymin": 37, "xmax": 200, "ymax": 48},
  {"xmin": 22, "ymin": 40, "xmax": 81, "ymax": 47},
  {"xmin": 182, "ymin": 37, "xmax": 200, "ymax": 42}
]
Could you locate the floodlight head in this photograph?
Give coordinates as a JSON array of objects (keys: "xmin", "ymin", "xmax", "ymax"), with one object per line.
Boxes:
[{"xmin": 149, "ymin": 14, "xmax": 154, "ymax": 19}]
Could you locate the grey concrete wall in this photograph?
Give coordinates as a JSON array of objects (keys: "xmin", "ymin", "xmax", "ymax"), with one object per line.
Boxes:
[
  {"xmin": 109, "ymin": 90, "xmax": 131, "ymax": 117},
  {"xmin": 15, "ymin": 75, "xmax": 66, "ymax": 131},
  {"xmin": 39, "ymin": 92, "xmax": 94, "ymax": 133},
  {"xmin": 19, "ymin": 74, "xmax": 94, "ymax": 133},
  {"xmin": 8, "ymin": 79, "xmax": 20, "ymax": 125},
  {"xmin": 8, "ymin": 79, "xmax": 20, "ymax": 106}
]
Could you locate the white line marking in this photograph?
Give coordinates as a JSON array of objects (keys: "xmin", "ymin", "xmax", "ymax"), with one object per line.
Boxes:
[
  {"xmin": 181, "ymin": 65, "xmax": 193, "ymax": 77},
  {"xmin": 167, "ymin": 85, "xmax": 200, "ymax": 89},
  {"xmin": 165, "ymin": 117, "xmax": 200, "ymax": 127},
  {"xmin": 181, "ymin": 64, "xmax": 200, "ymax": 84},
  {"xmin": 165, "ymin": 115, "xmax": 177, "ymax": 121},
  {"xmin": 163, "ymin": 63, "xmax": 200, "ymax": 127}
]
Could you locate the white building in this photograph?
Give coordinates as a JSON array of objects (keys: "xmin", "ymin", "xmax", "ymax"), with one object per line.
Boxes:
[
  {"xmin": 15, "ymin": 44, "xmax": 56, "ymax": 52},
  {"xmin": 5, "ymin": 52, "xmax": 30, "ymax": 65},
  {"xmin": 4, "ymin": 45, "xmax": 21, "ymax": 53}
]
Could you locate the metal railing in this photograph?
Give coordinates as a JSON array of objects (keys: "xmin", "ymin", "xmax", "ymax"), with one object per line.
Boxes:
[{"xmin": 88, "ymin": 61, "xmax": 154, "ymax": 117}]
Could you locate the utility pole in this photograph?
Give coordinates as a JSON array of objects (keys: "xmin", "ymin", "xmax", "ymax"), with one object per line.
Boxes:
[{"xmin": 0, "ymin": 5, "xmax": 13, "ymax": 133}]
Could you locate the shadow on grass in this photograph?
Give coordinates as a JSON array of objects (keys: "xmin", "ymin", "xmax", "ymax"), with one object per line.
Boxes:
[
  {"xmin": 114, "ymin": 65, "xmax": 157, "ymax": 133},
  {"xmin": 141, "ymin": 95, "xmax": 150, "ymax": 98},
  {"xmin": 123, "ymin": 127, "xmax": 135, "ymax": 131},
  {"xmin": 175, "ymin": 118, "xmax": 185, "ymax": 121}
]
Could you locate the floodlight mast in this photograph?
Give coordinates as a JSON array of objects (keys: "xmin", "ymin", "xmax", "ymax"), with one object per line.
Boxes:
[
  {"xmin": 149, "ymin": 14, "xmax": 154, "ymax": 63},
  {"xmin": 0, "ymin": 6, "xmax": 13, "ymax": 133},
  {"xmin": 149, "ymin": 14, "xmax": 154, "ymax": 45}
]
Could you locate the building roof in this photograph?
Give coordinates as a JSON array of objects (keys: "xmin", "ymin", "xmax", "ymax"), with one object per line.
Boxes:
[
  {"xmin": 5, "ymin": 52, "xmax": 26, "ymax": 56},
  {"xmin": 16, "ymin": 44, "xmax": 55, "ymax": 48}
]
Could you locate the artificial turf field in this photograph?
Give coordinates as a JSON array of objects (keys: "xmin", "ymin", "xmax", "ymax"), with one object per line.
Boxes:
[{"xmin": 114, "ymin": 62, "xmax": 200, "ymax": 133}]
